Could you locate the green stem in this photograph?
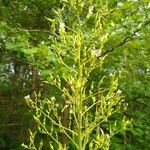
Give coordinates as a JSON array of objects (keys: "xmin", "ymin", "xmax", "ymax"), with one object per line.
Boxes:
[{"xmin": 78, "ymin": 44, "xmax": 83, "ymax": 150}]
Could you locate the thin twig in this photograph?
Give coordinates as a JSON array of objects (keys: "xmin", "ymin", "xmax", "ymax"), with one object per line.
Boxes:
[{"xmin": 99, "ymin": 20, "xmax": 150, "ymax": 57}]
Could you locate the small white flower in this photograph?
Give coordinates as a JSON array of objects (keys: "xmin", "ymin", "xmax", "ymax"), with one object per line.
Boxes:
[
  {"xmin": 41, "ymin": 41, "xmax": 45, "ymax": 44},
  {"xmin": 89, "ymin": 6, "xmax": 94, "ymax": 15},
  {"xmin": 111, "ymin": 21, "xmax": 115, "ymax": 27},
  {"xmin": 55, "ymin": 103, "xmax": 59, "ymax": 107},
  {"xmin": 51, "ymin": 96, "xmax": 55, "ymax": 101},
  {"xmin": 91, "ymin": 48, "xmax": 101, "ymax": 57},
  {"xmin": 108, "ymin": 101, "xmax": 111, "ymax": 106},
  {"xmin": 117, "ymin": 90, "xmax": 122, "ymax": 94},
  {"xmin": 109, "ymin": 73, "xmax": 113, "ymax": 76},
  {"xmin": 23, "ymin": 6, "xmax": 28, "ymax": 11},
  {"xmin": 81, "ymin": 2, "xmax": 85, "ymax": 8},
  {"xmin": 135, "ymin": 32, "xmax": 140, "ymax": 37},
  {"xmin": 121, "ymin": 99, "xmax": 125, "ymax": 102},
  {"xmin": 117, "ymin": 2, "xmax": 124, "ymax": 7},
  {"xmin": 24, "ymin": 95, "xmax": 30, "ymax": 100},
  {"xmin": 69, "ymin": 110, "xmax": 73, "ymax": 114},
  {"xmin": 60, "ymin": 22, "xmax": 65, "ymax": 29},
  {"xmin": 146, "ymin": 68, "xmax": 150, "ymax": 72}
]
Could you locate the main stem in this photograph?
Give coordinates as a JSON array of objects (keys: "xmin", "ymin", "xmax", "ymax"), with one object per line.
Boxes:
[{"xmin": 77, "ymin": 47, "xmax": 83, "ymax": 150}]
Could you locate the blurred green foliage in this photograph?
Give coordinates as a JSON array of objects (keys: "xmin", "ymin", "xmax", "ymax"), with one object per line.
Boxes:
[{"xmin": 0, "ymin": 0, "xmax": 150, "ymax": 149}]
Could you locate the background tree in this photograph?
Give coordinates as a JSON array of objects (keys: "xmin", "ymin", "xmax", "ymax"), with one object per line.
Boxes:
[{"xmin": 0, "ymin": 0, "xmax": 150, "ymax": 149}]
